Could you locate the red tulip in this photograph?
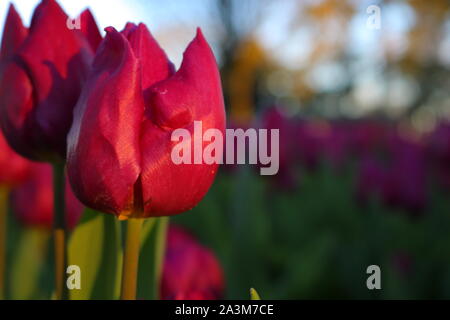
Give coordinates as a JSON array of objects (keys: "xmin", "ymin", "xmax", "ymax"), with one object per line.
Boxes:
[
  {"xmin": 11, "ymin": 163, "xmax": 83, "ymax": 229},
  {"xmin": 67, "ymin": 24, "xmax": 225, "ymax": 218},
  {"xmin": 0, "ymin": 132, "xmax": 31, "ymax": 187},
  {"xmin": 161, "ymin": 226, "xmax": 224, "ymax": 300},
  {"xmin": 0, "ymin": 1, "xmax": 101, "ymax": 161}
]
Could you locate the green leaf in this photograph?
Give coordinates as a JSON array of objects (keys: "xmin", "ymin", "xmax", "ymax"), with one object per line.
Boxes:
[
  {"xmin": 91, "ymin": 212, "xmax": 122, "ymax": 299},
  {"xmin": 140, "ymin": 218, "xmax": 157, "ymax": 249},
  {"xmin": 68, "ymin": 209, "xmax": 121, "ymax": 300},
  {"xmin": 10, "ymin": 228, "xmax": 50, "ymax": 299},
  {"xmin": 136, "ymin": 217, "xmax": 161, "ymax": 300}
]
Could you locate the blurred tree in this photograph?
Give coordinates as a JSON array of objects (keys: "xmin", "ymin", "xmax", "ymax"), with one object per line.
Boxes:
[
  {"xmin": 213, "ymin": 0, "xmax": 271, "ymax": 124},
  {"xmin": 149, "ymin": 0, "xmax": 450, "ymax": 126}
]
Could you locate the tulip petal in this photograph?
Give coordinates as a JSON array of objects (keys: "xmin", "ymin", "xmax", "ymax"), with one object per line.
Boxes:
[
  {"xmin": 121, "ymin": 23, "xmax": 174, "ymax": 91},
  {"xmin": 0, "ymin": 60, "xmax": 36, "ymax": 159},
  {"xmin": 78, "ymin": 9, "xmax": 102, "ymax": 52},
  {"xmin": 0, "ymin": 4, "xmax": 28, "ymax": 60},
  {"xmin": 16, "ymin": 0, "xmax": 94, "ymax": 158},
  {"xmin": 67, "ymin": 27, "xmax": 142, "ymax": 216},
  {"xmin": 139, "ymin": 28, "xmax": 225, "ymax": 216},
  {"xmin": 146, "ymin": 28, "xmax": 224, "ymax": 129}
]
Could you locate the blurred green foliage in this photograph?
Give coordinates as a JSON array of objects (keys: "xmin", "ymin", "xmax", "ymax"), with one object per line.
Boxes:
[
  {"xmin": 4, "ymin": 162, "xmax": 450, "ymax": 299},
  {"xmin": 174, "ymin": 163, "xmax": 450, "ymax": 299}
]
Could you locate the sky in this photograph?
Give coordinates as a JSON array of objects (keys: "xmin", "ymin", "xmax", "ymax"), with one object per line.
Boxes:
[
  {"xmin": 0, "ymin": 0, "xmax": 406, "ymax": 69},
  {"xmin": 0, "ymin": 0, "xmax": 215, "ymax": 67},
  {"xmin": 0, "ymin": 0, "xmax": 442, "ymax": 119}
]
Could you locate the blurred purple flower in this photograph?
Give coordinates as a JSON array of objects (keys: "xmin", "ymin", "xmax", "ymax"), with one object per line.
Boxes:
[
  {"xmin": 259, "ymin": 106, "xmax": 298, "ymax": 190},
  {"xmin": 355, "ymin": 155, "xmax": 386, "ymax": 205},
  {"xmin": 382, "ymin": 133, "xmax": 427, "ymax": 216},
  {"xmin": 427, "ymin": 122, "xmax": 450, "ymax": 191}
]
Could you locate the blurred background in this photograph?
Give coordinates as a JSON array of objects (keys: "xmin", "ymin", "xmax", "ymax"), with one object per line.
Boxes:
[{"xmin": 1, "ymin": 0, "xmax": 450, "ymax": 299}]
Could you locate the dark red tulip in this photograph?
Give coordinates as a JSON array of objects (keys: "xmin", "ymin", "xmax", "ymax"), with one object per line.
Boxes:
[
  {"xmin": 427, "ymin": 122, "xmax": 450, "ymax": 191},
  {"xmin": 321, "ymin": 123, "xmax": 351, "ymax": 171},
  {"xmin": 382, "ymin": 134, "xmax": 427, "ymax": 215},
  {"xmin": 355, "ymin": 155, "xmax": 386, "ymax": 205},
  {"xmin": 295, "ymin": 120, "xmax": 329, "ymax": 171},
  {"xmin": 67, "ymin": 24, "xmax": 225, "ymax": 218},
  {"xmin": 161, "ymin": 226, "xmax": 224, "ymax": 300},
  {"xmin": 355, "ymin": 128, "xmax": 428, "ymax": 216},
  {"xmin": 260, "ymin": 107, "xmax": 293, "ymax": 168},
  {"xmin": 11, "ymin": 163, "xmax": 83, "ymax": 229},
  {"xmin": 312, "ymin": 121, "xmax": 387, "ymax": 172},
  {"xmin": 259, "ymin": 106, "xmax": 297, "ymax": 190},
  {"xmin": 348, "ymin": 120, "xmax": 390, "ymax": 157},
  {"xmin": 0, "ymin": 132, "xmax": 32, "ymax": 187},
  {"xmin": 0, "ymin": 1, "xmax": 101, "ymax": 161}
]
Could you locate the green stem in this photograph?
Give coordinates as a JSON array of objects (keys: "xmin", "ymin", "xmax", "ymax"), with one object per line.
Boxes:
[
  {"xmin": 52, "ymin": 163, "xmax": 67, "ymax": 300},
  {"xmin": 0, "ymin": 187, "xmax": 8, "ymax": 300},
  {"xmin": 121, "ymin": 218, "xmax": 144, "ymax": 300},
  {"xmin": 10, "ymin": 228, "xmax": 50, "ymax": 299},
  {"xmin": 153, "ymin": 216, "xmax": 169, "ymax": 300}
]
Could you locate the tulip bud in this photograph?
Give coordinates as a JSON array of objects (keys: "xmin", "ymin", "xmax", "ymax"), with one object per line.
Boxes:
[
  {"xmin": 161, "ymin": 226, "xmax": 224, "ymax": 300},
  {"xmin": 0, "ymin": 1, "xmax": 101, "ymax": 161},
  {"xmin": 11, "ymin": 163, "xmax": 83, "ymax": 229},
  {"xmin": 67, "ymin": 24, "xmax": 225, "ymax": 218}
]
